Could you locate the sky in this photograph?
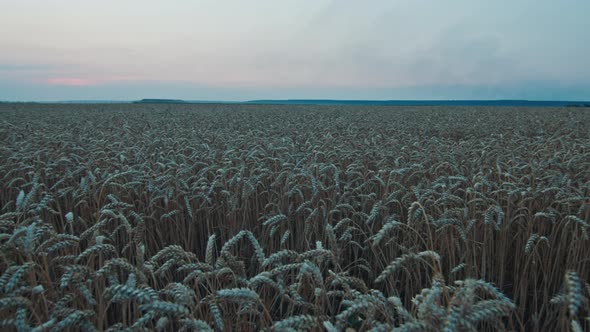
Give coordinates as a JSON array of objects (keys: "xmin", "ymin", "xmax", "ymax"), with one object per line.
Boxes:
[{"xmin": 1, "ymin": 0, "xmax": 589, "ymax": 101}]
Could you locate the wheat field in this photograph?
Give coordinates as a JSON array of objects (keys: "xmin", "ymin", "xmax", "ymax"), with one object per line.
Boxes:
[{"xmin": 0, "ymin": 103, "xmax": 589, "ymax": 331}]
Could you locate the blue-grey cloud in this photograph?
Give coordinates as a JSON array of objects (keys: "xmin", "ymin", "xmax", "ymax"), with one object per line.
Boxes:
[
  {"xmin": 2, "ymin": 78, "xmax": 588, "ymax": 102},
  {"xmin": 0, "ymin": 64, "xmax": 56, "ymax": 71}
]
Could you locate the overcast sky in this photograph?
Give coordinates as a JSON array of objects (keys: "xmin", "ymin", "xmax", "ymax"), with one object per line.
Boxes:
[{"xmin": 1, "ymin": 0, "xmax": 589, "ymax": 101}]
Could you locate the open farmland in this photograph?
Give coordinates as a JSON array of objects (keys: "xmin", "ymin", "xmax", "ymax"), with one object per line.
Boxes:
[{"xmin": 0, "ymin": 103, "xmax": 589, "ymax": 331}]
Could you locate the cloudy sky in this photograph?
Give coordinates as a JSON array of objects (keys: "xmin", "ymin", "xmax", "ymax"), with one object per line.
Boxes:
[{"xmin": 1, "ymin": 0, "xmax": 589, "ymax": 101}]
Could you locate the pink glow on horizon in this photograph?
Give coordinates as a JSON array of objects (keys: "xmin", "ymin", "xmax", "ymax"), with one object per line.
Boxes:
[{"xmin": 46, "ymin": 78, "xmax": 97, "ymax": 86}]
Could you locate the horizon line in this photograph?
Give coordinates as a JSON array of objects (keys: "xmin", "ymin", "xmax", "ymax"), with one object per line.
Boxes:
[
  {"xmin": 2, "ymin": 98, "xmax": 590, "ymax": 103},
  {"xmin": 1, "ymin": 99, "xmax": 589, "ymax": 108}
]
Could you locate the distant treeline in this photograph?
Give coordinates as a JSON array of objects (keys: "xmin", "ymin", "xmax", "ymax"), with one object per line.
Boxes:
[
  {"xmin": 133, "ymin": 99, "xmax": 188, "ymax": 104},
  {"xmin": 247, "ymin": 99, "xmax": 590, "ymax": 107}
]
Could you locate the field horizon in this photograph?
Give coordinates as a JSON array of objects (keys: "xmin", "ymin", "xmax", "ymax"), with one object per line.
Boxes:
[{"xmin": 2, "ymin": 99, "xmax": 590, "ymax": 107}]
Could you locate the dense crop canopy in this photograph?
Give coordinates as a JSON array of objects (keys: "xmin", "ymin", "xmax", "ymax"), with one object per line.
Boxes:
[{"xmin": 0, "ymin": 103, "xmax": 589, "ymax": 331}]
